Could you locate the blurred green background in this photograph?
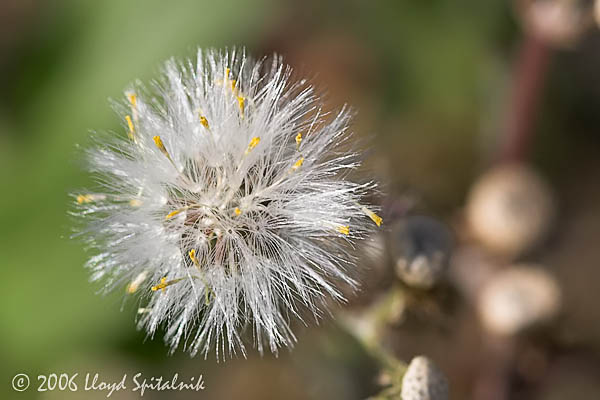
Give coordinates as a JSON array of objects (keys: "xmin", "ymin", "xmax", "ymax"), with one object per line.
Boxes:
[{"xmin": 2, "ymin": 0, "xmax": 600, "ymax": 399}]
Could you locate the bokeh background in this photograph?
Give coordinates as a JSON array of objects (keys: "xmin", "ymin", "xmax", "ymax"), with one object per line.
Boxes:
[{"xmin": 1, "ymin": 0, "xmax": 600, "ymax": 399}]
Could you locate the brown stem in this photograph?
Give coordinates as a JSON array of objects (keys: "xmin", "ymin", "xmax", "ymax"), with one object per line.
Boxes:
[
  {"xmin": 473, "ymin": 336, "xmax": 515, "ymax": 400},
  {"xmin": 498, "ymin": 33, "xmax": 552, "ymax": 163}
]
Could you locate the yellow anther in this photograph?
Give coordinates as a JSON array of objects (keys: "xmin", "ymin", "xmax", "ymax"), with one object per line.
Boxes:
[
  {"xmin": 151, "ymin": 277, "xmax": 168, "ymax": 292},
  {"xmin": 295, "ymin": 132, "xmax": 302, "ymax": 150},
  {"xmin": 237, "ymin": 96, "xmax": 245, "ymax": 116},
  {"xmin": 249, "ymin": 136, "xmax": 260, "ymax": 148},
  {"xmin": 165, "ymin": 208, "xmax": 184, "ymax": 220},
  {"xmin": 218, "ymin": 68, "xmax": 248, "ymax": 116},
  {"xmin": 189, "ymin": 249, "xmax": 199, "ymax": 266},
  {"xmin": 245, "ymin": 136, "xmax": 260, "ymax": 155},
  {"xmin": 126, "ymin": 93, "xmax": 139, "ymax": 143},
  {"xmin": 76, "ymin": 194, "xmax": 105, "ymax": 204},
  {"xmin": 125, "ymin": 115, "xmax": 135, "ymax": 140},
  {"xmin": 77, "ymin": 194, "xmax": 93, "ymax": 204},
  {"xmin": 153, "ymin": 135, "xmax": 166, "ymax": 152},
  {"xmin": 153, "ymin": 135, "xmax": 174, "ymax": 163},
  {"xmin": 336, "ymin": 225, "xmax": 350, "ymax": 235},
  {"xmin": 215, "ymin": 68, "xmax": 232, "ymax": 88},
  {"xmin": 217, "ymin": 68, "xmax": 247, "ymax": 118},
  {"xmin": 234, "ymin": 207, "xmax": 241, "ymax": 216},
  {"xmin": 151, "ymin": 277, "xmax": 184, "ymax": 292},
  {"xmin": 128, "ymin": 93, "xmax": 137, "ymax": 107},
  {"xmin": 188, "ymin": 250, "xmax": 213, "ymax": 304},
  {"xmin": 199, "ymin": 115, "xmax": 209, "ymax": 129},
  {"xmin": 129, "ymin": 198, "xmax": 142, "ymax": 207},
  {"xmin": 126, "ymin": 271, "xmax": 147, "ymax": 294},
  {"xmin": 291, "ymin": 157, "xmax": 304, "ymax": 171},
  {"xmin": 361, "ymin": 206, "xmax": 383, "ymax": 227}
]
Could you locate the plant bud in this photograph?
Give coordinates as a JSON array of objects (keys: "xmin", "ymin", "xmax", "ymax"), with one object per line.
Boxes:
[
  {"xmin": 401, "ymin": 355, "xmax": 449, "ymax": 400},
  {"xmin": 478, "ymin": 265, "xmax": 561, "ymax": 336},
  {"xmin": 466, "ymin": 163, "xmax": 554, "ymax": 258},
  {"xmin": 389, "ymin": 216, "xmax": 453, "ymax": 289}
]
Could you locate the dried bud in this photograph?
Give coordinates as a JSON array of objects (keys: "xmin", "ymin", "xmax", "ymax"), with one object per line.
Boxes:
[
  {"xmin": 466, "ymin": 163, "xmax": 554, "ymax": 258},
  {"xmin": 401, "ymin": 356, "xmax": 449, "ymax": 400},
  {"xmin": 390, "ymin": 216, "xmax": 453, "ymax": 289},
  {"xmin": 518, "ymin": 0, "xmax": 595, "ymax": 47},
  {"xmin": 478, "ymin": 265, "xmax": 561, "ymax": 336}
]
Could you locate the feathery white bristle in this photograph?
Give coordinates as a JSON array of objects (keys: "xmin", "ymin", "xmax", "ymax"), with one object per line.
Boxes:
[{"xmin": 73, "ymin": 48, "xmax": 381, "ymax": 358}]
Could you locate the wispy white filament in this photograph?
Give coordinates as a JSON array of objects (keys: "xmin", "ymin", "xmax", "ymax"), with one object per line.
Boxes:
[{"xmin": 74, "ymin": 48, "xmax": 380, "ymax": 359}]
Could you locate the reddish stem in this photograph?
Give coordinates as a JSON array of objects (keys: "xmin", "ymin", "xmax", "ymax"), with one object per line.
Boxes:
[{"xmin": 499, "ymin": 33, "xmax": 551, "ymax": 163}]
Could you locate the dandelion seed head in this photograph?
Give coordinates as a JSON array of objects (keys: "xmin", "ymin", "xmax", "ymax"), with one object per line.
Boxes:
[{"xmin": 73, "ymin": 48, "xmax": 381, "ymax": 359}]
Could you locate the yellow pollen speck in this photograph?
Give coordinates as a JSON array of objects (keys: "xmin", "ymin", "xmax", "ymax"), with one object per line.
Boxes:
[
  {"xmin": 199, "ymin": 115, "xmax": 209, "ymax": 129},
  {"xmin": 336, "ymin": 225, "xmax": 350, "ymax": 235},
  {"xmin": 153, "ymin": 135, "xmax": 165, "ymax": 151},
  {"xmin": 128, "ymin": 93, "xmax": 137, "ymax": 107},
  {"xmin": 230, "ymin": 79, "xmax": 237, "ymax": 92},
  {"xmin": 234, "ymin": 207, "xmax": 241, "ymax": 216},
  {"xmin": 165, "ymin": 208, "xmax": 184, "ymax": 220},
  {"xmin": 153, "ymin": 135, "xmax": 175, "ymax": 163},
  {"xmin": 151, "ymin": 277, "xmax": 184, "ymax": 292},
  {"xmin": 245, "ymin": 136, "xmax": 260, "ymax": 154},
  {"xmin": 76, "ymin": 194, "xmax": 105, "ymax": 204},
  {"xmin": 237, "ymin": 96, "xmax": 245, "ymax": 116},
  {"xmin": 291, "ymin": 157, "xmax": 304, "ymax": 171},
  {"xmin": 361, "ymin": 206, "xmax": 383, "ymax": 227},
  {"xmin": 295, "ymin": 132, "xmax": 302, "ymax": 149},
  {"xmin": 189, "ymin": 249, "xmax": 199, "ymax": 266},
  {"xmin": 225, "ymin": 67, "xmax": 230, "ymax": 78},
  {"xmin": 125, "ymin": 115, "xmax": 135, "ymax": 139},
  {"xmin": 129, "ymin": 199, "xmax": 142, "ymax": 207},
  {"xmin": 151, "ymin": 277, "xmax": 168, "ymax": 292},
  {"xmin": 77, "ymin": 194, "xmax": 93, "ymax": 204}
]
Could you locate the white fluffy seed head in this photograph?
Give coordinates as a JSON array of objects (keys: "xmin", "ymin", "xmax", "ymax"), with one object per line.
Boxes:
[
  {"xmin": 401, "ymin": 356, "xmax": 449, "ymax": 400},
  {"xmin": 72, "ymin": 48, "xmax": 381, "ymax": 359}
]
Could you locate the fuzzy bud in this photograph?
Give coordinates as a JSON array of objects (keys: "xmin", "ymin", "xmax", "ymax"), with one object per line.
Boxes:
[
  {"xmin": 390, "ymin": 216, "xmax": 453, "ymax": 289},
  {"xmin": 401, "ymin": 356, "xmax": 449, "ymax": 400},
  {"xmin": 466, "ymin": 163, "xmax": 554, "ymax": 258},
  {"xmin": 478, "ymin": 264, "xmax": 561, "ymax": 336}
]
